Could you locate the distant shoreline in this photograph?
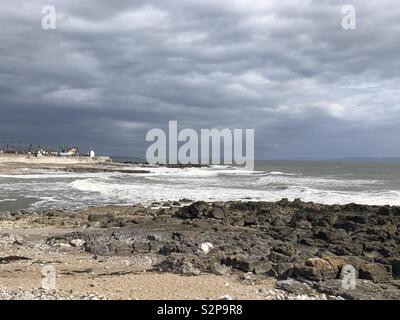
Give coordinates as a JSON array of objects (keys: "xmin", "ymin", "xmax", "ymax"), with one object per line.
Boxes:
[{"xmin": 0, "ymin": 153, "xmax": 111, "ymax": 164}]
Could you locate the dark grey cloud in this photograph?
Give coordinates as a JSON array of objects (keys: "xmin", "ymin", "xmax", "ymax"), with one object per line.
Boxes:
[{"xmin": 1, "ymin": 0, "xmax": 400, "ymax": 158}]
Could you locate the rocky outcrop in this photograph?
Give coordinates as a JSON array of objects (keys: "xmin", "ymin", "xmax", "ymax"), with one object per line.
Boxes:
[{"xmin": 39, "ymin": 199, "xmax": 400, "ymax": 299}]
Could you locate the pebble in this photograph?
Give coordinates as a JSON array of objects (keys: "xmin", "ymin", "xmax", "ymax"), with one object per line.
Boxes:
[{"xmin": 0, "ymin": 288, "xmax": 105, "ymax": 300}]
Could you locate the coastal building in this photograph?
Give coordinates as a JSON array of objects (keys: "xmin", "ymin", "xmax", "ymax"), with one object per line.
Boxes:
[
  {"xmin": 0, "ymin": 144, "xmax": 99, "ymax": 159},
  {"xmin": 59, "ymin": 146, "xmax": 79, "ymax": 156},
  {"xmin": 0, "ymin": 144, "xmax": 35, "ymax": 155},
  {"xmin": 37, "ymin": 146, "xmax": 58, "ymax": 156}
]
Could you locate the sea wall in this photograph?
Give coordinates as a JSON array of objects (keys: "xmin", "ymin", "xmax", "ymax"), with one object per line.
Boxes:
[{"xmin": 0, "ymin": 154, "xmax": 111, "ymax": 164}]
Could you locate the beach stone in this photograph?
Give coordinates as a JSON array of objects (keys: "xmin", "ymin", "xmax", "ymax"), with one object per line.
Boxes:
[
  {"xmin": 271, "ymin": 263, "xmax": 295, "ymax": 279},
  {"xmin": 390, "ymin": 258, "xmax": 400, "ymax": 279},
  {"xmin": 224, "ymin": 255, "xmax": 272, "ymax": 274},
  {"xmin": 294, "ymin": 220, "xmax": 312, "ymax": 230},
  {"xmin": 243, "ymin": 213, "xmax": 257, "ymax": 226},
  {"xmin": 378, "ymin": 206, "xmax": 391, "ymax": 216},
  {"xmin": 179, "ymin": 261, "xmax": 201, "ymax": 275},
  {"xmin": 211, "ymin": 263, "xmax": 229, "ymax": 275},
  {"xmin": 56, "ymin": 243, "xmax": 72, "ymax": 249},
  {"xmin": 276, "ymin": 279, "xmax": 316, "ymax": 295},
  {"xmin": 133, "ymin": 242, "xmax": 151, "ymax": 253},
  {"xmin": 318, "ymin": 254, "xmax": 346, "ymax": 270},
  {"xmin": 156, "ymin": 255, "xmax": 202, "ymax": 275},
  {"xmin": 240, "ymin": 273, "xmax": 253, "ymax": 281},
  {"xmin": 147, "ymin": 234, "xmax": 162, "ymax": 242},
  {"xmin": 270, "ymin": 251, "xmax": 291, "ymax": 263},
  {"xmin": 295, "ymin": 258, "xmax": 338, "ymax": 281},
  {"xmin": 87, "ymin": 214, "xmax": 105, "ymax": 222},
  {"xmin": 209, "ymin": 207, "xmax": 224, "ymax": 219},
  {"xmin": 190, "ymin": 201, "xmax": 208, "ymax": 216},
  {"xmin": 313, "ymin": 279, "xmax": 384, "ymax": 300},
  {"xmin": 331, "ymin": 242, "xmax": 364, "ymax": 256},
  {"xmin": 69, "ymin": 239, "xmax": 86, "ymax": 248},
  {"xmin": 180, "ymin": 201, "xmax": 208, "ymax": 218},
  {"xmin": 272, "ymin": 242, "xmax": 296, "ymax": 257},
  {"xmin": 358, "ymin": 263, "xmax": 392, "ymax": 283}
]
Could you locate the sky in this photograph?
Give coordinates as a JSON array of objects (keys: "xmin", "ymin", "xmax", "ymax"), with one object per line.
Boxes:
[{"xmin": 0, "ymin": 0, "xmax": 400, "ymax": 159}]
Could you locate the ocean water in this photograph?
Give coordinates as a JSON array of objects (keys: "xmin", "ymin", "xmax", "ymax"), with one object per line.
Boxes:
[{"xmin": 1, "ymin": 160, "xmax": 400, "ymax": 212}]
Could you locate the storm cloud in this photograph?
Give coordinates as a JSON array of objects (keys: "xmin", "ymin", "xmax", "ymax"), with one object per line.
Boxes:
[{"xmin": 0, "ymin": 0, "xmax": 399, "ymax": 158}]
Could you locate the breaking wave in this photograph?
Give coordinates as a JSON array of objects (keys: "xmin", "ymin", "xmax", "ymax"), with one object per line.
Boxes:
[{"xmin": 2, "ymin": 163, "xmax": 400, "ymax": 212}]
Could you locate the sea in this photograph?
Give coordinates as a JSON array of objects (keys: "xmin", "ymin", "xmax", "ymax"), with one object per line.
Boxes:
[{"xmin": 1, "ymin": 159, "xmax": 400, "ymax": 212}]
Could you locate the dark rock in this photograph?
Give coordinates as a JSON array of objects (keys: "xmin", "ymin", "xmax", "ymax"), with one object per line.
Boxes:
[
  {"xmin": 293, "ymin": 220, "xmax": 312, "ymax": 230},
  {"xmin": 223, "ymin": 255, "xmax": 272, "ymax": 274},
  {"xmin": 87, "ymin": 214, "xmax": 105, "ymax": 222},
  {"xmin": 378, "ymin": 206, "xmax": 391, "ymax": 216},
  {"xmin": 156, "ymin": 256, "xmax": 201, "ymax": 275},
  {"xmin": 180, "ymin": 201, "xmax": 208, "ymax": 218},
  {"xmin": 358, "ymin": 263, "xmax": 392, "ymax": 283},
  {"xmin": 294, "ymin": 258, "xmax": 338, "ymax": 281},
  {"xmin": 330, "ymin": 242, "xmax": 363, "ymax": 256},
  {"xmin": 31, "ymin": 199, "xmax": 400, "ymax": 298},
  {"xmin": 180, "ymin": 198, "xmax": 193, "ymax": 203},
  {"xmin": 0, "ymin": 256, "xmax": 30, "ymax": 264},
  {"xmin": 133, "ymin": 242, "xmax": 151, "ymax": 253},
  {"xmin": 390, "ymin": 258, "xmax": 400, "ymax": 279},
  {"xmin": 276, "ymin": 279, "xmax": 317, "ymax": 295},
  {"xmin": 313, "ymin": 279, "xmax": 384, "ymax": 300},
  {"xmin": 270, "ymin": 251, "xmax": 291, "ymax": 263},
  {"xmin": 209, "ymin": 207, "xmax": 225, "ymax": 219},
  {"xmin": 272, "ymin": 243, "xmax": 296, "ymax": 257},
  {"xmin": 210, "ymin": 263, "xmax": 229, "ymax": 275},
  {"xmin": 271, "ymin": 263, "xmax": 295, "ymax": 279},
  {"xmin": 109, "ymin": 242, "xmax": 133, "ymax": 254}
]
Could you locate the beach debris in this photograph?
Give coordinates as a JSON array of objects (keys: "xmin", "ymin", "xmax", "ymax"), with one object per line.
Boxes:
[
  {"xmin": 218, "ymin": 294, "xmax": 233, "ymax": 300},
  {"xmin": 69, "ymin": 239, "xmax": 86, "ymax": 248},
  {"xmin": 199, "ymin": 242, "xmax": 214, "ymax": 254},
  {"xmin": 55, "ymin": 243, "xmax": 72, "ymax": 249},
  {"xmin": 240, "ymin": 273, "xmax": 253, "ymax": 281}
]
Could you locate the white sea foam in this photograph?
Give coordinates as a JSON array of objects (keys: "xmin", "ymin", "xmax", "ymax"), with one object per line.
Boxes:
[
  {"xmin": 68, "ymin": 174, "xmax": 400, "ymax": 206},
  {"xmin": 0, "ymin": 198, "xmax": 17, "ymax": 202}
]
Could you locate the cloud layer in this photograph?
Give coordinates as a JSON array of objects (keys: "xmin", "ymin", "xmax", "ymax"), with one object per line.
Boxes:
[{"xmin": 1, "ymin": 0, "xmax": 400, "ymax": 158}]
